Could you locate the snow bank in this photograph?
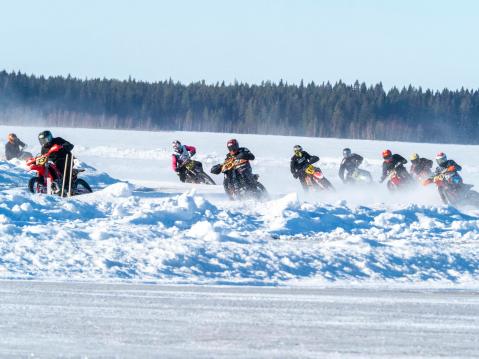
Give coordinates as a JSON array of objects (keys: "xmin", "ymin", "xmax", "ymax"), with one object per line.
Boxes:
[{"xmin": 0, "ymin": 184, "xmax": 477, "ymax": 286}]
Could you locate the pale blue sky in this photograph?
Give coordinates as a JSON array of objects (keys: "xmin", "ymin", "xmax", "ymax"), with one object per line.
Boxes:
[{"xmin": 0, "ymin": 0, "xmax": 477, "ymax": 89}]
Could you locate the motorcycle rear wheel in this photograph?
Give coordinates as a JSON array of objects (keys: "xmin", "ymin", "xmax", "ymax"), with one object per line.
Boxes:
[{"xmin": 320, "ymin": 178, "xmax": 335, "ymax": 191}]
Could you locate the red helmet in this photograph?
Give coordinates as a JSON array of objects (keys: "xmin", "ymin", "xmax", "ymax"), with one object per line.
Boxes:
[
  {"xmin": 382, "ymin": 149, "xmax": 392, "ymax": 160},
  {"xmin": 227, "ymin": 139, "xmax": 239, "ymax": 154}
]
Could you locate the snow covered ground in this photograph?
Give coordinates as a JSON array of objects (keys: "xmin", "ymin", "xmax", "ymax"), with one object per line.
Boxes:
[
  {"xmin": 1, "ymin": 281, "xmax": 478, "ymax": 358},
  {"xmin": 0, "ymin": 125, "xmax": 478, "ymax": 287}
]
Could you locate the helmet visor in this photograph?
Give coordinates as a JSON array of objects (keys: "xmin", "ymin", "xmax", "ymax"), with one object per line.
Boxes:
[{"xmin": 436, "ymin": 156, "xmax": 447, "ymax": 165}]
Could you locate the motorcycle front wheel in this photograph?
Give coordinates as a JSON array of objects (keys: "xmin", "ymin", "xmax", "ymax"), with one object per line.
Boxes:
[
  {"xmin": 199, "ymin": 172, "xmax": 216, "ymax": 185},
  {"xmin": 72, "ymin": 179, "xmax": 93, "ymax": 195},
  {"xmin": 28, "ymin": 177, "xmax": 46, "ymax": 194}
]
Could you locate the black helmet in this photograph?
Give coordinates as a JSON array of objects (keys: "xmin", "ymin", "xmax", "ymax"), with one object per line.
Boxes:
[
  {"xmin": 227, "ymin": 139, "xmax": 239, "ymax": 154},
  {"xmin": 38, "ymin": 130, "xmax": 53, "ymax": 146},
  {"xmin": 343, "ymin": 148, "xmax": 352, "ymax": 158}
]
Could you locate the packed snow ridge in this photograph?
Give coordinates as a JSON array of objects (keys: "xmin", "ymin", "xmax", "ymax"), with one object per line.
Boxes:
[{"xmin": 0, "ymin": 126, "xmax": 478, "ymax": 286}]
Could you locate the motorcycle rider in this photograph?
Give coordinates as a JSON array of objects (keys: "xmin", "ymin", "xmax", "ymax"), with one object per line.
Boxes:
[
  {"xmin": 38, "ymin": 130, "xmax": 74, "ymax": 192},
  {"xmin": 222, "ymin": 139, "xmax": 256, "ymax": 193},
  {"xmin": 5, "ymin": 133, "xmax": 31, "ymax": 160},
  {"xmin": 338, "ymin": 148, "xmax": 368, "ymax": 183},
  {"xmin": 380, "ymin": 149, "xmax": 411, "ymax": 183},
  {"xmin": 171, "ymin": 140, "xmax": 197, "ymax": 182},
  {"xmin": 433, "ymin": 152, "xmax": 462, "ymax": 185},
  {"xmin": 410, "ymin": 153, "xmax": 433, "ymax": 179},
  {"xmin": 290, "ymin": 145, "xmax": 319, "ymax": 189}
]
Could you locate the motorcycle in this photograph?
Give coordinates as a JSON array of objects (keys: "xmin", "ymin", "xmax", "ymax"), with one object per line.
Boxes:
[
  {"xmin": 423, "ymin": 172, "xmax": 479, "ymax": 206},
  {"xmin": 211, "ymin": 157, "xmax": 267, "ymax": 200},
  {"xmin": 411, "ymin": 169, "xmax": 433, "ymax": 182},
  {"xmin": 26, "ymin": 151, "xmax": 92, "ymax": 196},
  {"xmin": 301, "ymin": 164, "xmax": 334, "ymax": 191},
  {"xmin": 345, "ymin": 168, "xmax": 373, "ymax": 184},
  {"xmin": 179, "ymin": 159, "xmax": 216, "ymax": 185},
  {"xmin": 385, "ymin": 168, "xmax": 413, "ymax": 191}
]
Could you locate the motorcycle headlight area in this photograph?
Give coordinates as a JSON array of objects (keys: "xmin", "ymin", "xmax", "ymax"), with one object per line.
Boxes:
[{"xmin": 36, "ymin": 157, "xmax": 47, "ymax": 165}]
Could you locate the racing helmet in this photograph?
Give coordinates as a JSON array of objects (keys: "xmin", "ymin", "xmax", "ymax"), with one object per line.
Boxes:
[
  {"xmin": 293, "ymin": 145, "xmax": 303, "ymax": 157},
  {"xmin": 172, "ymin": 140, "xmax": 182, "ymax": 153},
  {"xmin": 436, "ymin": 152, "xmax": 447, "ymax": 166},
  {"xmin": 227, "ymin": 139, "xmax": 239, "ymax": 154},
  {"xmin": 410, "ymin": 153, "xmax": 419, "ymax": 162},
  {"xmin": 382, "ymin": 149, "xmax": 392, "ymax": 161},
  {"xmin": 38, "ymin": 130, "xmax": 53, "ymax": 146}
]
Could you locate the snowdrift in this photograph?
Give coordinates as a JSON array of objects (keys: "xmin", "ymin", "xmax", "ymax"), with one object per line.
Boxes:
[{"xmin": 0, "ymin": 177, "xmax": 478, "ymax": 286}]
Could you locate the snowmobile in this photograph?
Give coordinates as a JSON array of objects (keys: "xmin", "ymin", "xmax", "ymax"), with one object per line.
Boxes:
[
  {"xmin": 423, "ymin": 172, "xmax": 479, "ymax": 206},
  {"xmin": 211, "ymin": 157, "xmax": 267, "ymax": 200},
  {"xmin": 26, "ymin": 150, "xmax": 92, "ymax": 196},
  {"xmin": 302, "ymin": 164, "xmax": 334, "ymax": 191},
  {"xmin": 179, "ymin": 159, "xmax": 216, "ymax": 185},
  {"xmin": 16, "ymin": 149, "xmax": 33, "ymax": 161}
]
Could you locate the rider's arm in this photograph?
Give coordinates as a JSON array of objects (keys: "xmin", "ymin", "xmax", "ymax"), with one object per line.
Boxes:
[
  {"xmin": 451, "ymin": 161, "xmax": 462, "ymax": 172},
  {"xmin": 171, "ymin": 155, "xmax": 179, "ymax": 171},
  {"xmin": 16, "ymin": 139, "xmax": 26, "ymax": 148},
  {"xmin": 397, "ymin": 155, "xmax": 407, "ymax": 166},
  {"xmin": 237, "ymin": 148, "xmax": 255, "ymax": 161},
  {"xmin": 353, "ymin": 154, "xmax": 363, "ymax": 166},
  {"xmin": 308, "ymin": 155, "xmax": 319, "ymax": 164},
  {"xmin": 290, "ymin": 158, "xmax": 296, "ymax": 174},
  {"xmin": 338, "ymin": 160, "xmax": 346, "ymax": 181},
  {"xmin": 184, "ymin": 145, "xmax": 196, "ymax": 157},
  {"xmin": 62, "ymin": 141, "xmax": 74, "ymax": 152},
  {"xmin": 380, "ymin": 162, "xmax": 388, "ymax": 182},
  {"xmin": 55, "ymin": 137, "xmax": 74, "ymax": 152}
]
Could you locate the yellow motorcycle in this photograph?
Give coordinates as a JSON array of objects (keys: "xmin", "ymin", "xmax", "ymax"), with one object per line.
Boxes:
[{"xmin": 180, "ymin": 159, "xmax": 216, "ymax": 185}]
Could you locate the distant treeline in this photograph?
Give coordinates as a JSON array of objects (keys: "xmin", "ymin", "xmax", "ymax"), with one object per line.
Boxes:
[{"xmin": 1, "ymin": 70, "xmax": 478, "ymax": 143}]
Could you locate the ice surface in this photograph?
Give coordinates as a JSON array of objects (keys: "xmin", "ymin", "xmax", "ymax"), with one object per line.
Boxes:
[{"xmin": 0, "ymin": 281, "xmax": 478, "ymax": 358}]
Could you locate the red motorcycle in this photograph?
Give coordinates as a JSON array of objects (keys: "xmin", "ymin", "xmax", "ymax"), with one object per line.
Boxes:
[
  {"xmin": 423, "ymin": 172, "xmax": 479, "ymax": 206},
  {"xmin": 26, "ymin": 146, "xmax": 92, "ymax": 196},
  {"xmin": 385, "ymin": 169, "xmax": 413, "ymax": 191}
]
